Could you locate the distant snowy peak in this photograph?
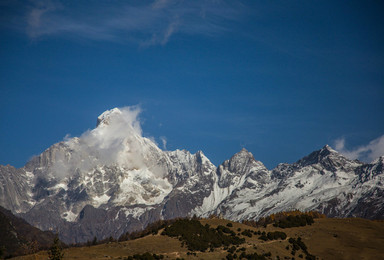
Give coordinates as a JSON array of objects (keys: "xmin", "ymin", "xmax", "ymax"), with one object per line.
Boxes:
[
  {"xmin": 295, "ymin": 144, "xmax": 361, "ymax": 170},
  {"xmin": 323, "ymin": 144, "xmax": 337, "ymax": 153},
  {"xmin": 216, "ymin": 148, "xmax": 267, "ymax": 189},
  {"xmin": 224, "ymin": 148, "xmax": 266, "ymax": 173},
  {"xmin": 372, "ymin": 157, "xmax": 384, "ymax": 175},
  {"xmin": 25, "ymin": 107, "xmax": 163, "ymax": 181},
  {"xmin": 358, "ymin": 155, "xmax": 384, "ymax": 182},
  {"xmin": 195, "ymin": 150, "xmax": 214, "ymax": 167},
  {"xmin": 371, "ymin": 156, "xmax": 384, "ymax": 165},
  {"xmin": 230, "ymin": 148, "xmax": 255, "ymax": 162},
  {"xmin": 96, "ymin": 107, "xmax": 122, "ymax": 127},
  {"xmin": 95, "ymin": 107, "xmax": 142, "ymax": 137}
]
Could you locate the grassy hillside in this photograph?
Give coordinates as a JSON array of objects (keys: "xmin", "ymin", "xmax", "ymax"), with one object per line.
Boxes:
[{"xmin": 12, "ymin": 217, "xmax": 384, "ymax": 260}]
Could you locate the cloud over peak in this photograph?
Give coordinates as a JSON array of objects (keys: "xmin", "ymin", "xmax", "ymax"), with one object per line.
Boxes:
[
  {"xmin": 334, "ymin": 135, "xmax": 384, "ymax": 163},
  {"xmin": 48, "ymin": 106, "xmax": 154, "ymax": 179}
]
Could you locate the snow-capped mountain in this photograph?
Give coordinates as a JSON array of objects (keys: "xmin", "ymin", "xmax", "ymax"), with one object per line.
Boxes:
[{"xmin": 0, "ymin": 108, "xmax": 383, "ymax": 243}]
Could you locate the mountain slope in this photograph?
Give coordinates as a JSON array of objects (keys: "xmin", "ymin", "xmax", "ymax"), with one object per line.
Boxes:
[
  {"xmin": 0, "ymin": 206, "xmax": 56, "ymax": 258},
  {"xmin": 0, "ymin": 107, "xmax": 383, "ymax": 243},
  {"xmin": 13, "ymin": 217, "xmax": 384, "ymax": 260}
]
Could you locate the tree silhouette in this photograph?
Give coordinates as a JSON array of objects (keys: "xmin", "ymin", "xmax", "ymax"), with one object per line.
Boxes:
[{"xmin": 48, "ymin": 235, "xmax": 64, "ymax": 260}]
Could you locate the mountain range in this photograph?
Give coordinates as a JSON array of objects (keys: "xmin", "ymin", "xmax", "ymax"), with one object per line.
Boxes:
[{"xmin": 1, "ymin": 107, "xmax": 383, "ymax": 244}]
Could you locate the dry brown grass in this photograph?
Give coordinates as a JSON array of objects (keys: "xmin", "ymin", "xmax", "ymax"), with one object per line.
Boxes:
[{"xmin": 13, "ymin": 218, "xmax": 384, "ymax": 260}]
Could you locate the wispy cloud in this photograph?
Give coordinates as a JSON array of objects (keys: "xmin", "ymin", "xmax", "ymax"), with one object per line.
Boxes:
[
  {"xmin": 4, "ymin": 0, "xmax": 245, "ymax": 45},
  {"xmin": 26, "ymin": 0, "xmax": 62, "ymax": 38},
  {"xmin": 160, "ymin": 136, "xmax": 167, "ymax": 150},
  {"xmin": 141, "ymin": 19, "xmax": 180, "ymax": 47},
  {"xmin": 334, "ymin": 135, "xmax": 384, "ymax": 163}
]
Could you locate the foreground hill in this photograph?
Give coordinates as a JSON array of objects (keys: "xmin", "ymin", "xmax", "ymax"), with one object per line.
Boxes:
[
  {"xmin": 13, "ymin": 217, "xmax": 384, "ymax": 260},
  {"xmin": 0, "ymin": 206, "xmax": 56, "ymax": 258},
  {"xmin": 1, "ymin": 107, "xmax": 383, "ymax": 243}
]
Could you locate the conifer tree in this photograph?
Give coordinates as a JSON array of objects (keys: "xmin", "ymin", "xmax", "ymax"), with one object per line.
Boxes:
[{"xmin": 48, "ymin": 235, "xmax": 64, "ymax": 260}]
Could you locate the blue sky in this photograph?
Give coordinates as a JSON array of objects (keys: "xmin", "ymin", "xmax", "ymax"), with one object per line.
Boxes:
[{"xmin": 1, "ymin": 0, "xmax": 383, "ymax": 169}]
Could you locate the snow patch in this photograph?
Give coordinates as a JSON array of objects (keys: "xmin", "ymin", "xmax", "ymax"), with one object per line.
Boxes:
[
  {"xmin": 124, "ymin": 207, "xmax": 152, "ymax": 219},
  {"xmin": 93, "ymin": 194, "xmax": 110, "ymax": 207},
  {"xmin": 113, "ymin": 168, "xmax": 172, "ymax": 206},
  {"xmin": 62, "ymin": 211, "xmax": 77, "ymax": 222},
  {"xmin": 49, "ymin": 183, "xmax": 68, "ymax": 191}
]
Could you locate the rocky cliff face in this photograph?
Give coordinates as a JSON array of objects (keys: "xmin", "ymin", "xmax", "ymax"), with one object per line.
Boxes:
[
  {"xmin": 0, "ymin": 165, "xmax": 34, "ymax": 213},
  {"xmin": 0, "ymin": 108, "xmax": 383, "ymax": 243}
]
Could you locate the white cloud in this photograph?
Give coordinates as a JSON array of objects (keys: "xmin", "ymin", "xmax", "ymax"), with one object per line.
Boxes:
[
  {"xmin": 334, "ymin": 135, "xmax": 384, "ymax": 163},
  {"xmin": 75, "ymin": 106, "xmax": 145, "ymax": 167},
  {"xmin": 5, "ymin": 0, "xmax": 244, "ymax": 45},
  {"xmin": 160, "ymin": 136, "xmax": 167, "ymax": 150},
  {"xmin": 47, "ymin": 106, "xmax": 158, "ymax": 179}
]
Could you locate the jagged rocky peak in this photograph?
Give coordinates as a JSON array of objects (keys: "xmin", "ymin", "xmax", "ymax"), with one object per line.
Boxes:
[
  {"xmin": 217, "ymin": 148, "xmax": 267, "ymax": 188},
  {"xmin": 195, "ymin": 150, "xmax": 211, "ymax": 165},
  {"xmin": 317, "ymin": 144, "xmax": 338, "ymax": 157},
  {"xmin": 230, "ymin": 148, "xmax": 254, "ymax": 162},
  {"xmin": 321, "ymin": 144, "xmax": 347, "ymax": 158},
  {"xmin": 371, "ymin": 156, "xmax": 384, "ymax": 165},
  {"xmin": 195, "ymin": 150, "xmax": 205, "ymax": 158},
  {"xmin": 367, "ymin": 156, "xmax": 384, "ymax": 176},
  {"xmin": 295, "ymin": 144, "xmax": 357, "ymax": 170},
  {"xmin": 225, "ymin": 148, "xmax": 264, "ymax": 172},
  {"xmin": 96, "ymin": 107, "xmax": 123, "ymax": 127},
  {"xmin": 25, "ymin": 142, "xmax": 72, "ymax": 171}
]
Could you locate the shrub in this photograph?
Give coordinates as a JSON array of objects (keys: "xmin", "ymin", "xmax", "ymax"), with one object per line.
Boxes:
[
  {"xmin": 239, "ymin": 252, "xmax": 267, "ymax": 260},
  {"xmin": 258, "ymin": 234, "xmax": 268, "ymax": 241},
  {"xmin": 273, "ymin": 215, "xmax": 314, "ymax": 229},
  {"xmin": 288, "ymin": 237, "xmax": 316, "ymax": 260},
  {"xmin": 125, "ymin": 253, "xmax": 164, "ymax": 260},
  {"xmin": 241, "ymin": 229, "xmax": 253, "ymax": 237},
  {"xmin": 227, "ymin": 246, "xmax": 236, "ymax": 253},
  {"xmin": 226, "ymin": 253, "xmax": 234, "ymax": 260},
  {"xmin": 217, "ymin": 225, "xmax": 232, "ymax": 234},
  {"xmin": 162, "ymin": 219, "xmax": 244, "ymax": 252},
  {"xmin": 259, "ymin": 231, "xmax": 286, "ymax": 241},
  {"xmin": 242, "ymin": 210, "xmax": 324, "ymax": 228}
]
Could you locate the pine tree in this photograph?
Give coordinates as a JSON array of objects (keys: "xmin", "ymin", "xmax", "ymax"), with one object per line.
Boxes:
[{"xmin": 48, "ymin": 235, "xmax": 64, "ymax": 260}]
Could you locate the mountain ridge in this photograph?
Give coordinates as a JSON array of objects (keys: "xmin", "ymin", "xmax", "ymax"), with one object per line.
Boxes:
[{"xmin": 0, "ymin": 108, "xmax": 383, "ymax": 243}]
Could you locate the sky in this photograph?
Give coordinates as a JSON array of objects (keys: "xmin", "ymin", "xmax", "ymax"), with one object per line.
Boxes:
[{"xmin": 1, "ymin": 0, "xmax": 383, "ymax": 169}]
